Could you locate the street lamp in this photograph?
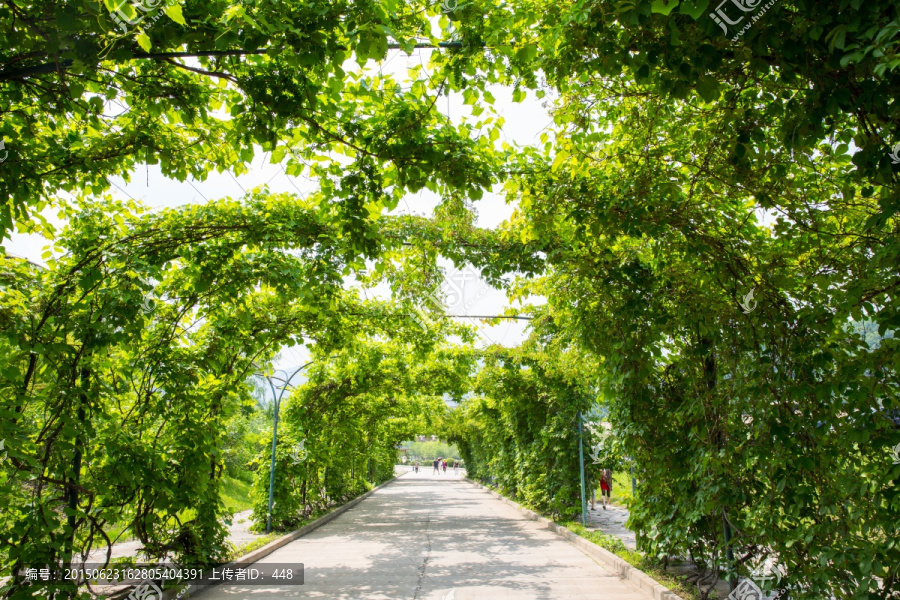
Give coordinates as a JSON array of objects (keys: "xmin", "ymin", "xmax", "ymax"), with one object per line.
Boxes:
[
  {"xmin": 577, "ymin": 411, "xmax": 587, "ymax": 526},
  {"xmin": 253, "ymin": 361, "xmax": 313, "ymax": 533}
]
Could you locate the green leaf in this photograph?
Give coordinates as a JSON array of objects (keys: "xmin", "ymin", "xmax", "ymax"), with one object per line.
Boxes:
[
  {"xmin": 679, "ymin": 0, "xmax": 709, "ymax": 19},
  {"xmin": 356, "ymin": 29, "xmax": 388, "ymax": 62},
  {"xmin": 696, "ymin": 76, "xmax": 720, "ymax": 102},
  {"xmin": 137, "ymin": 31, "xmax": 152, "ymax": 52},
  {"xmin": 517, "ymin": 45, "xmax": 538, "ymax": 62},
  {"xmin": 165, "ymin": 3, "xmax": 187, "ymax": 26},
  {"xmin": 651, "ymin": 0, "xmax": 680, "ymax": 16},
  {"xmin": 551, "ymin": 150, "xmax": 570, "ymax": 172}
]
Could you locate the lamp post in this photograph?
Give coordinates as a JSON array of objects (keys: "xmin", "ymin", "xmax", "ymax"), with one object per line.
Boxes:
[
  {"xmin": 578, "ymin": 411, "xmax": 588, "ymax": 526},
  {"xmin": 254, "ymin": 361, "xmax": 313, "ymax": 533}
]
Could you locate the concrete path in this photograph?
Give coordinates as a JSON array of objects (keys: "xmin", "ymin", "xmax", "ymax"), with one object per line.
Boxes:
[{"xmin": 193, "ymin": 469, "xmax": 653, "ymax": 600}]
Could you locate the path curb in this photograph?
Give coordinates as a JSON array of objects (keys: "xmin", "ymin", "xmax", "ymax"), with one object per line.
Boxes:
[
  {"xmin": 467, "ymin": 478, "xmax": 682, "ymax": 600},
  {"xmin": 162, "ymin": 475, "xmax": 398, "ymax": 599}
]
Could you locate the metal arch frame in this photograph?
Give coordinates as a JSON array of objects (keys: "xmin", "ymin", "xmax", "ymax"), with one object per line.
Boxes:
[{"xmin": 253, "ymin": 361, "xmax": 314, "ymax": 533}]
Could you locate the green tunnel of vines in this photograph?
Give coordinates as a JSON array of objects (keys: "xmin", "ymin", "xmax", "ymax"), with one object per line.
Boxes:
[{"xmin": 2, "ymin": 0, "xmax": 899, "ymax": 599}]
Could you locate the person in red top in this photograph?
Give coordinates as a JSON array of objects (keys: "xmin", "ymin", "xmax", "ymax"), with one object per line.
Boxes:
[
  {"xmin": 599, "ymin": 469, "xmax": 612, "ymax": 510},
  {"xmin": 442, "ymin": 460, "xmax": 447, "ymax": 473}
]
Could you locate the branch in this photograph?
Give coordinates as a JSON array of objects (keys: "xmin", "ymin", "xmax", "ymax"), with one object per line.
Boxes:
[
  {"xmin": 0, "ymin": 42, "xmax": 466, "ymax": 82},
  {"xmin": 443, "ymin": 314, "xmax": 533, "ymax": 320},
  {"xmin": 160, "ymin": 57, "xmax": 239, "ymax": 84}
]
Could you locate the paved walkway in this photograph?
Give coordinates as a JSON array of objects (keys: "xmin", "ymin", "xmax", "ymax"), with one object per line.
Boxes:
[{"xmin": 194, "ymin": 470, "xmax": 652, "ymax": 600}]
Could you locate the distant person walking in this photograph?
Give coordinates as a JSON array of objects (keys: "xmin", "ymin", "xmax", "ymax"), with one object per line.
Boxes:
[
  {"xmin": 414, "ymin": 461, "xmax": 419, "ymax": 473},
  {"xmin": 433, "ymin": 458, "xmax": 439, "ymax": 474},
  {"xmin": 442, "ymin": 460, "xmax": 447, "ymax": 473},
  {"xmin": 600, "ymin": 469, "xmax": 612, "ymax": 510},
  {"xmin": 453, "ymin": 460, "xmax": 459, "ymax": 474}
]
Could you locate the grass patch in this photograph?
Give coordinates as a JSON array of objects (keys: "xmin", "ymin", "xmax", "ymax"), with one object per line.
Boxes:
[
  {"xmin": 226, "ymin": 532, "xmax": 282, "ymax": 562},
  {"xmin": 103, "ymin": 520, "xmax": 134, "ymax": 544},
  {"xmin": 564, "ymin": 521, "xmax": 640, "ymax": 562},
  {"xmin": 220, "ymin": 475, "xmax": 253, "ymax": 514},
  {"xmin": 611, "ymin": 471, "xmax": 634, "ymax": 505}
]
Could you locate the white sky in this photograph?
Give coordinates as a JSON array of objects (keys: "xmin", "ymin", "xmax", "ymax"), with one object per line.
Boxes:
[{"xmin": 3, "ymin": 49, "xmax": 553, "ymax": 371}]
